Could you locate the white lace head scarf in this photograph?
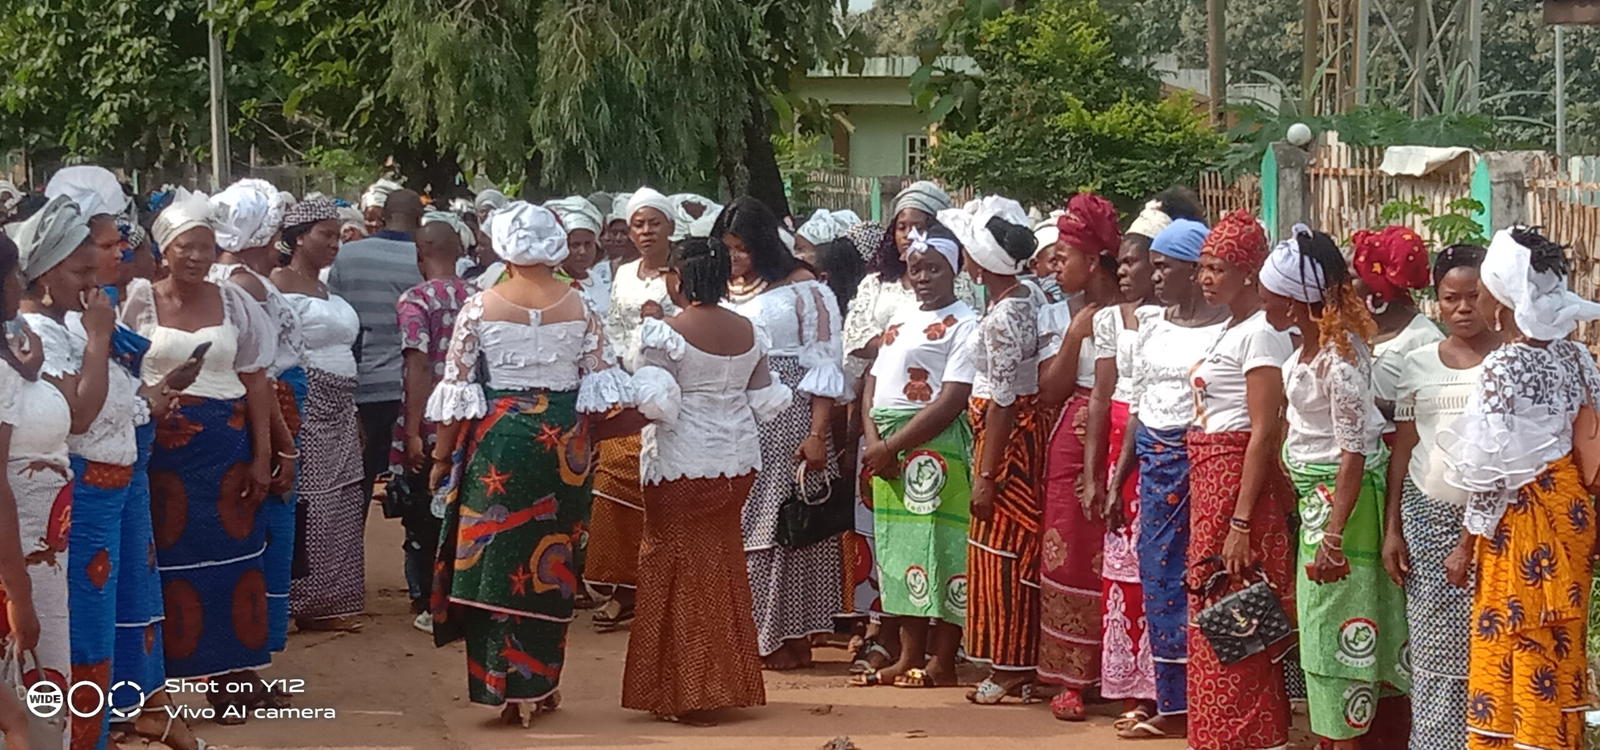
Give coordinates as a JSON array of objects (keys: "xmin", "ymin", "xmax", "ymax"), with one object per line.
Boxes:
[
  {"xmin": 797, "ymin": 208, "xmax": 862, "ymax": 246},
  {"xmin": 1481, "ymin": 227, "xmax": 1600, "ymax": 341},
  {"xmin": 151, "ymin": 188, "xmax": 217, "ymax": 251}
]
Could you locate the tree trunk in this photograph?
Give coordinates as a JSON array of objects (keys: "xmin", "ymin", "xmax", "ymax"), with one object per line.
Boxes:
[{"xmin": 741, "ymin": 88, "xmax": 792, "ymax": 220}]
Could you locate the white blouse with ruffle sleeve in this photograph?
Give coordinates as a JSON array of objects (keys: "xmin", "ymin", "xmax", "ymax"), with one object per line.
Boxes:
[
  {"xmin": 1442, "ymin": 340, "xmax": 1600, "ymax": 536},
  {"xmin": 730, "ymin": 278, "xmax": 846, "ymax": 400},
  {"xmin": 632, "ymin": 317, "xmax": 792, "ymax": 484},
  {"xmin": 424, "ymin": 288, "xmax": 631, "ymax": 423},
  {"xmin": 20, "ymin": 312, "xmax": 149, "ymax": 467}
]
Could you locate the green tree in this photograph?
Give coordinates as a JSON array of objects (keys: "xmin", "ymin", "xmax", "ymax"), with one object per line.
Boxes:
[{"xmin": 922, "ymin": 0, "xmax": 1224, "ymax": 208}]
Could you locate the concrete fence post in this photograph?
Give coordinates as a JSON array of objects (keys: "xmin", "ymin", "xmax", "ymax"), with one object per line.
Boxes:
[{"xmin": 1269, "ymin": 143, "xmax": 1312, "ymax": 243}]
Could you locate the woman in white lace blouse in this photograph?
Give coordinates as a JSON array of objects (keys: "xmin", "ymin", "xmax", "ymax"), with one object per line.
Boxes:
[
  {"xmin": 623, "ymin": 236, "xmax": 791, "ymax": 724},
  {"xmin": 935, "ymin": 196, "xmax": 1045, "ymax": 705},
  {"xmin": 1440, "ymin": 227, "xmax": 1600, "ymax": 750},
  {"xmin": 425, "ymin": 202, "xmax": 631, "ymax": 727}
]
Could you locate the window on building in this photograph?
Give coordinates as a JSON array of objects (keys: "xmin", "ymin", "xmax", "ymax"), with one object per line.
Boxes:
[{"xmin": 905, "ymin": 134, "xmax": 930, "ymax": 176}]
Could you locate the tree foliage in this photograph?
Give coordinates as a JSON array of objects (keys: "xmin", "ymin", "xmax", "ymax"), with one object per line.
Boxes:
[{"xmin": 921, "ymin": 0, "xmax": 1224, "ymax": 209}]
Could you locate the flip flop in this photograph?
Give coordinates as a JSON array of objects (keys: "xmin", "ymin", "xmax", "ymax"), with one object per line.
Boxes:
[
  {"xmin": 849, "ymin": 670, "xmax": 886, "ymax": 687},
  {"xmin": 964, "ymin": 678, "xmax": 1038, "ymax": 705},
  {"xmin": 893, "ymin": 668, "xmax": 956, "ymax": 688},
  {"xmin": 1112, "ymin": 708, "xmax": 1152, "ymax": 731},
  {"xmin": 1117, "ymin": 720, "xmax": 1170, "ymax": 739},
  {"xmin": 1050, "ymin": 689, "xmax": 1086, "ymax": 721}
]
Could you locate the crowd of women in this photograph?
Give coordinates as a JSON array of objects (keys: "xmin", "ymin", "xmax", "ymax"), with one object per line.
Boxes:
[{"xmin": 1, "ymin": 166, "xmax": 1597, "ymax": 750}]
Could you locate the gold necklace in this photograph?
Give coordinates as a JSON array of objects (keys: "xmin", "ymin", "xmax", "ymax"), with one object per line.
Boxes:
[{"xmin": 727, "ymin": 276, "xmax": 769, "ymax": 304}]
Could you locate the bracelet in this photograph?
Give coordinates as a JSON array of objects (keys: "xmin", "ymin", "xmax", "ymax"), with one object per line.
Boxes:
[
  {"xmin": 275, "ymin": 450, "xmax": 300, "ymax": 460},
  {"xmin": 1229, "ymin": 517, "xmax": 1251, "ymax": 531},
  {"xmin": 978, "ymin": 470, "xmax": 998, "ymax": 481}
]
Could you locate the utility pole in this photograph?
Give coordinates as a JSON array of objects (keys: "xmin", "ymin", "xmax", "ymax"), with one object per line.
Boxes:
[
  {"xmin": 1207, "ymin": 0, "xmax": 1227, "ymax": 124},
  {"xmin": 1303, "ymin": 0, "xmax": 1321, "ymax": 106},
  {"xmin": 1554, "ymin": 24, "xmax": 1567, "ymax": 155},
  {"xmin": 207, "ymin": 0, "xmax": 230, "ymax": 191},
  {"xmin": 1354, "ymin": 0, "xmax": 1370, "ymax": 105}
]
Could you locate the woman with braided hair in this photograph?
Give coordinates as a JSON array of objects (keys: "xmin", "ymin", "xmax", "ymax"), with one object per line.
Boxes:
[
  {"xmin": 623, "ymin": 236, "xmax": 791, "ymax": 724},
  {"xmin": 1259, "ymin": 226, "xmax": 1409, "ymax": 748}
]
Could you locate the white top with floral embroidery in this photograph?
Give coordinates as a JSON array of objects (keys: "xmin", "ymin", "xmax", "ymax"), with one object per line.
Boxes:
[
  {"xmin": 869, "ymin": 300, "xmax": 979, "ymax": 410},
  {"xmin": 969, "ymin": 284, "xmax": 1044, "ymax": 407},
  {"xmin": 1282, "ymin": 334, "xmax": 1387, "ymax": 464},
  {"xmin": 424, "ymin": 288, "xmax": 631, "ymax": 422},
  {"xmin": 632, "ymin": 318, "xmax": 793, "ymax": 484}
]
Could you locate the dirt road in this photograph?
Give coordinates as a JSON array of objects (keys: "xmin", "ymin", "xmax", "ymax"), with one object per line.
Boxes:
[{"xmin": 169, "ymin": 513, "xmax": 1197, "ymax": 750}]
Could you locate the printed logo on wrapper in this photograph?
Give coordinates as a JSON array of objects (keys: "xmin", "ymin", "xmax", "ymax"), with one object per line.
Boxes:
[
  {"xmin": 1336, "ymin": 618, "xmax": 1379, "ymax": 669},
  {"xmin": 946, "ymin": 575, "xmax": 968, "ymax": 610},
  {"xmin": 901, "ymin": 450, "xmax": 947, "ymax": 514},
  {"xmin": 905, "ymin": 565, "xmax": 930, "ymax": 607},
  {"xmin": 1342, "ymin": 683, "xmax": 1376, "ymax": 729},
  {"xmin": 1301, "ymin": 483, "xmax": 1332, "ymax": 546}
]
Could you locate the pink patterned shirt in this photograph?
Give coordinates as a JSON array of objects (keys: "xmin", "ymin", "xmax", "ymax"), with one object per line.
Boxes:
[{"xmin": 391, "ymin": 278, "xmax": 475, "ymax": 468}]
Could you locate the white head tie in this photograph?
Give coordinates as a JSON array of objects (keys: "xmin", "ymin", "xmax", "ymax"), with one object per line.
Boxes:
[
  {"xmin": 487, "ymin": 201, "xmax": 568, "ymax": 267},
  {"xmin": 905, "ymin": 227, "xmax": 961, "ymax": 273},
  {"xmin": 1481, "ymin": 227, "xmax": 1600, "ymax": 341}
]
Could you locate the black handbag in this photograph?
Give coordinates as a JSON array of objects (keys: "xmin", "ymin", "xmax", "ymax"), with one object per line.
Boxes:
[
  {"xmin": 774, "ymin": 462, "xmax": 853, "ymax": 549},
  {"xmin": 1186, "ymin": 556, "xmax": 1294, "ymax": 665}
]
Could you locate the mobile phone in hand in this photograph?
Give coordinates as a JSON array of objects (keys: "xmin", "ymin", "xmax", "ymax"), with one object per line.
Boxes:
[{"xmin": 189, "ymin": 341, "xmax": 213, "ymax": 361}]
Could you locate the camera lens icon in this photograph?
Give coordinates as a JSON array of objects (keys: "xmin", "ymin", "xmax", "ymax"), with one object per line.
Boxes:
[{"xmin": 25, "ymin": 681, "xmax": 64, "ymax": 719}]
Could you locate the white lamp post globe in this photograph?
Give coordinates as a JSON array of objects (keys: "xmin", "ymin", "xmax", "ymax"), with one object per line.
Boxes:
[{"xmin": 1287, "ymin": 123, "xmax": 1314, "ymax": 147}]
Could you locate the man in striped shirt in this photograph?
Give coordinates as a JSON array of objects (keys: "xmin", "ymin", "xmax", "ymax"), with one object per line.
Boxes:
[{"xmin": 328, "ymin": 187, "xmax": 424, "ymax": 501}]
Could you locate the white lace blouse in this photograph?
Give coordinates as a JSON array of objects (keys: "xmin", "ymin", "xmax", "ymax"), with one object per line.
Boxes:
[
  {"xmin": 632, "ymin": 318, "xmax": 793, "ymax": 484},
  {"xmin": 1282, "ymin": 336, "xmax": 1387, "ymax": 464},
  {"xmin": 970, "ymin": 285, "xmax": 1044, "ymax": 406},
  {"xmin": 1130, "ymin": 315, "xmax": 1227, "ymax": 431},
  {"xmin": 868, "ymin": 300, "xmax": 979, "ymax": 410},
  {"xmin": 209, "ymin": 263, "xmax": 305, "ymax": 378},
  {"xmin": 604, "ymin": 260, "xmax": 679, "ymax": 372},
  {"xmin": 1093, "ymin": 304, "xmax": 1161, "ymax": 404},
  {"xmin": 1443, "ymin": 340, "xmax": 1600, "ymax": 536},
  {"xmin": 121, "ymin": 280, "xmax": 277, "ymax": 401},
  {"xmin": 730, "ymin": 279, "xmax": 846, "ymax": 400},
  {"xmin": 285, "ymin": 293, "xmax": 360, "ymax": 378},
  {"xmin": 424, "ymin": 289, "xmax": 631, "ymax": 422},
  {"xmin": 20, "ymin": 312, "xmax": 150, "ymax": 466}
]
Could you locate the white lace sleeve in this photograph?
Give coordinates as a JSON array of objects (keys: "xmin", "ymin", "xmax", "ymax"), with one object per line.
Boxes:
[
  {"xmin": 219, "ymin": 282, "xmax": 276, "ymax": 373},
  {"xmin": 118, "ymin": 278, "xmax": 157, "ymax": 336},
  {"xmin": 20, "ymin": 314, "xmax": 81, "ymax": 378},
  {"xmin": 796, "ymin": 282, "xmax": 846, "ymax": 399},
  {"xmin": 575, "ymin": 308, "xmax": 631, "ymax": 414},
  {"xmin": 1442, "ymin": 348, "xmax": 1559, "ymax": 537},
  {"xmin": 1324, "ymin": 348, "xmax": 1375, "ymax": 455},
  {"xmin": 1036, "ymin": 301, "xmax": 1070, "ymax": 361},
  {"xmin": 842, "ymin": 273, "xmax": 885, "ymax": 365},
  {"xmin": 424, "ymin": 293, "xmax": 487, "ymax": 422},
  {"xmin": 1091, "ymin": 306, "xmax": 1120, "ymax": 362},
  {"xmin": 981, "ymin": 299, "xmax": 1034, "ymax": 407},
  {"xmin": 747, "ymin": 327, "xmax": 793, "ymax": 423}
]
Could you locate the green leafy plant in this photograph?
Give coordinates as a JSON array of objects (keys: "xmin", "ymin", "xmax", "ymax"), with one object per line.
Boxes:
[{"xmin": 1375, "ymin": 196, "xmax": 1487, "ymax": 249}]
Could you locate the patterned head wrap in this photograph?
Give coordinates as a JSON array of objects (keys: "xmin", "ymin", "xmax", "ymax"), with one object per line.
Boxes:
[
  {"xmin": 422, "ymin": 210, "xmax": 474, "ymax": 250},
  {"xmin": 281, "ymin": 197, "xmax": 341, "ymax": 230},
  {"xmin": 1055, "ymin": 193, "xmax": 1120, "ymax": 256},
  {"xmin": 892, "ymin": 180, "xmax": 952, "ymax": 220},
  {"xmin": 1200, "ymin": 210, "xmax": 1270, "ymax": 271},
  {"xmin": 544, "ymin": 195, "xmax": 605, "ymax": 236},
  {"xmin": 12, "ymin": 195, "xmax": 91, "ymax": 282},
  {"xmin": 118, "ymin": 219, "xmax": 148, "ymax": 263},
  {"xmin": 844, "ymin": 221, "xmax": 887, "ymax": 262},
  {"xmin": 1351, "ymin": 225, "xmax": 1430, "ymax": 303}
]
